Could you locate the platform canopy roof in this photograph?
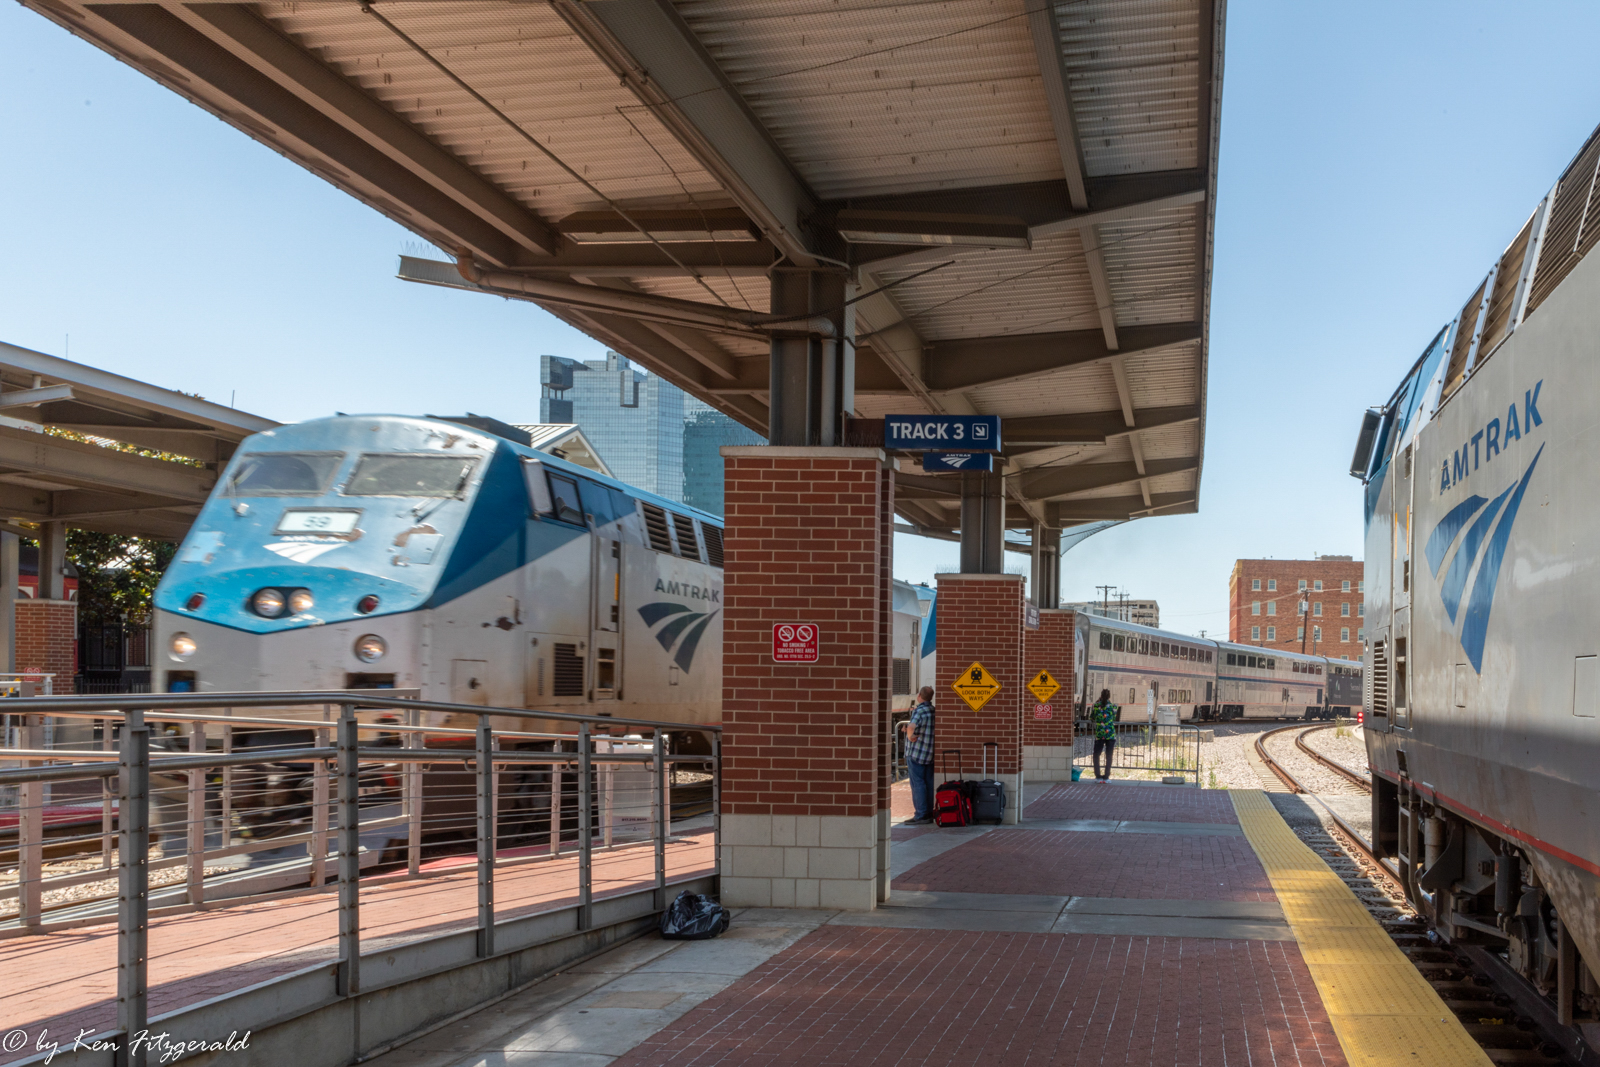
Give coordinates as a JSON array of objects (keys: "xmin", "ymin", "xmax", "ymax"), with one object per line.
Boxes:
[
  {"xmin": 0, "ymin": 342, "xmax": 278, "ymax": 540},
  {"xmin": 26, "ymin": 0, "xmax": 1223, "ymax": 534}
]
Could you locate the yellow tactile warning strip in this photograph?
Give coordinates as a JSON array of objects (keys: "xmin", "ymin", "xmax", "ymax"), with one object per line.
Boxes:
[{"xmin": 1230, "ymin": 790, "xmax": 1492, "ymax": 1066}]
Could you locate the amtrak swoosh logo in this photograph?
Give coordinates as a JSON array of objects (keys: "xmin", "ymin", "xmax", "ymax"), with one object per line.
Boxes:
[
  {"xmin": 1424, "ymin": 444, "xmax": 1543, "ymax": 672},
  {"xmin": 637, "ymin": 602, "xmax": 719, "ymax": 673},
  {"xmin": 265, "ymin": 541, "xmax": 344, "ymax": 563}
]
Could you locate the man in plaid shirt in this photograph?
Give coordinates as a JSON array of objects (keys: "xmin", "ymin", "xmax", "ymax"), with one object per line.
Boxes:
[{"xmin": 905, "ymin": 687, "xmax": 936, "ymax": 823}]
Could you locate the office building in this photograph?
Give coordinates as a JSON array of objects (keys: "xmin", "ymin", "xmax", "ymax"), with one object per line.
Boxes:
[
  {"xmin": 1228, "ymin": 555, "xmax": 1364, "ymax": 659},
  {"xmin": 539, "ymin": 352, "xmax": 760, "ymax": 511},
  {"xmin": 1061, "ymin": 598, "xmax": 1160, "ymax": 628}
]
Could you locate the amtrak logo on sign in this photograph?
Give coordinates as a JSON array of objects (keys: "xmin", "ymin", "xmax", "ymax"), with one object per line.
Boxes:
[
  {"xmin": 1422, "ymin": 444, "xmax": 1543, "ymax": 673},
  {"xmin": 638, "ymin": 602, "xmax": 719, "ymax": 673}
]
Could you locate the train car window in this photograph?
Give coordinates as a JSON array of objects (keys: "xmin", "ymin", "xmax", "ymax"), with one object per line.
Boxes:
[
  {"xmin": 1247, "ymin": 656, "xmax": 1257, "ymax": 668},
  {"xmin": 545, "ymin": 474, "xmax": 585, "ymax": 524},
  {"xmin": 1225, "ymin": 653, "xmax": 1235, "ymax": 666},
  {"xmin": 345, "ymin": 454, "xmax": 481, "ymax": 497},
  {"xmin": 1267, "ymin": 659, "xmax": 1276, "ymax": 669},
  {"xmin": 227, "ymin": 452, "xmax": 343, "ymax": 496},
  {"xmin": 1099, "ymin": 632, "xmax": 1111, "ymax": 650},
  {"xmin": 1139, "ymin": 638, "xmax": 1149, "ymax": 655},
  {"xmin": 1113, "ymin": 635, "xmax": 1125, "ymax": 651},
  {"xmin": 670, "ymin": 513, "xmax": 701, "ymax": 560},
  {"xmin": 640, "ymin": 504, "xmax": 675, "ymax": 552}
]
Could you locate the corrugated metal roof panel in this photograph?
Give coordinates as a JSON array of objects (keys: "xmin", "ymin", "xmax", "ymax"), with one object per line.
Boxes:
[
  {"xmin": 1098, "ymin": 204, "xmax": 1199, "ymax": 326},
  {"xmin": 1055, "ymin": 0, "xmax": 1202, "ymax": 177},
  {"xmin": 262, "ymin": 2, "xmax": 724, "ymax": 219},
  {"xmin": 673, "ymin": 0, "xmax": 1065, "ymax": 199}
]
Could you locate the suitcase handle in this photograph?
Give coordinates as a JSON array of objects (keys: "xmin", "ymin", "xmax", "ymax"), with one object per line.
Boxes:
[
  {"xmin": 982, "ymin": 740, "xmax": 998, "ymax": 780},
  {"xmin": 941, "ymin": 748, "xmax": 962, "ymax": 779}
]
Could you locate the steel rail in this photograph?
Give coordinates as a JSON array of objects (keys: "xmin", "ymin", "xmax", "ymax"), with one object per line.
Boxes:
[
  {"xmin": 1253, "ymin": 724, "xmax": 1306, "ymax": 793},
  {"xmin": 1296, "ymin": 724, "xmax": 1372, "ymax": 791}
]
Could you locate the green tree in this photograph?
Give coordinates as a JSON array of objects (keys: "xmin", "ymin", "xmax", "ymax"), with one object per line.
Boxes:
[{"xmin": 67, "ymin": 531, "xmax": 176, "ymax": 626}]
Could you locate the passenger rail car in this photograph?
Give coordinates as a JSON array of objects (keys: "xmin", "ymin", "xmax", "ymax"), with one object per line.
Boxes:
[
  {"xmin": 1353, "ymin": 119, "xmax": 1600, "ymax": 1033},
  {"xmin": 1074, "ymin": 613, "xmax": 1361, "ymax": 723}
]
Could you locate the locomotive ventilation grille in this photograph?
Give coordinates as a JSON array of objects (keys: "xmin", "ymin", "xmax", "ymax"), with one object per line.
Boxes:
[
  {"xmin": 702, "ymin": 525, "xmax": 724, "ymax": 568},
  {"xmin": 671, "ymin": 512, "xmax": 699, "ymax": 561},
  {"xmin": 892, "ymin": 658, "xmax": 912, "ymax": 695},
  {"xmin": 641, "ymin": 504, "xmax": 675, "ymax": 554},
  {"xmin": 1527, "ymin": 125, "xmax": 1600, "ymax": 318},
  {"xmin": 552, "ymin": 643, "xmax": 585, "ymax": 697},
  {"xmin": 1369, "ymin": 640, "xmax": 1389, "ymax": 718}
]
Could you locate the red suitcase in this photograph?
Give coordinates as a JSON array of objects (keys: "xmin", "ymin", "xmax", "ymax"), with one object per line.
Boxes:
[{"xmin": 934, "ymin": 749, "xmax": 972, "ymax": 827}]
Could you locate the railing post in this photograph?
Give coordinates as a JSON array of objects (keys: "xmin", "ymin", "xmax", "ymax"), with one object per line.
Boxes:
[
  {"xmin": 578, "ymin": 722, "xmax": 591, "ymax": 931},
  {"xmin": 18, "ymin": 714, "xmax": 43, "ymax": 928},
  {"xmin": 711, "ymin": 732, "xmax": 721, "ymax": 897},
  {"xmin": 405, "ymin": 706, "xmax": 421, "ymax": 876},
  {"xmin": 118, "ymin": 709, "xmax": 149, "ymax": 1065},
  {"xmin": 220, "ymin": 710, "xmax": 233, "ymax": 853},
  {"xmin": 311, "ymin": 708, "xmax": 331, "ymax": 888},
  {"xmin": 475, "ymin": 718, "xmax": 495, "ymax": 958},
  {"xmin": 101, "ymin": 718, "xmax": 114, "ymax": 869},
  {"xmin": 336, "ymin": 705, "xmax": 360, "ymax": 998},
  {"xmin": 549, "ymin": 739, "xmax": 561, "ymax": 859},
  {"xmin": 186, "ymin": 721, "xmax": 206, "ymax": 905},
  {"xmin": 653, "ymin": 730, "xmax": 666, "ymax": 910}
]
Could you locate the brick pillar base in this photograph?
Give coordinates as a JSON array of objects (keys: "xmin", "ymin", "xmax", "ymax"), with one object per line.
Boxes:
[
  {"xmin": 719, "ymin": 447, "xmax": 892, "ymax": 910},
  {"xmin": 17, "ymin": 599, "xmax": 77, "ymax": 694},
  {"xmin": 1024, "ymin": 609, "xmax": 1077, "ymax": 780},
  {"xmin": 935, "ymin": 574, "xmax": 1025, "ymax": 823}
]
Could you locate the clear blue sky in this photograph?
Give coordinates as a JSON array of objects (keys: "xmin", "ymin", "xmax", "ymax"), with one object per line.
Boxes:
[{"xmin": 4, "ymin": 1, "xmax": 1600, "ymax": 637}]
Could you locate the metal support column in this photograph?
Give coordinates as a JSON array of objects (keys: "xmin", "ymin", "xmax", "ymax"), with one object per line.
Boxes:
[
  {"xmin": 38, "ymin": 521, "xmax": 67, "ymax": 602},
  {"xmin": 336, "ymin": 706, "xmax": 360, "ymax": 999},
  {"xmin": 1031, "ymin": 527, "xmax": 1061, "ymax": 608},
  {"xmin": 577, "ymin": 722, "xmax": 592, "ymax": 930},
  {"xmin": 959, "ymin": 471, "xmax": 1005, "ymax": 574},
  {"xmin": 476, "ymin": 718, "xmax": 495, "ymax": 958},
  {"xmin": 711, "ymin": 733, "xmax": 722, "ymax": 897},
  {"xmin": 653, "ymin": 731, "xmax": 666, "ymax": 911},
  {"xmin": 767, "ymin": 268, "xmax": 853, "ymax": 447},
  {"xmin": 118, "ymin": 708, "xmax": 149, "ymax": 1066},
  {"xmin": 0, "ymin": 531, "xmax": 17, "ymax": 673}
]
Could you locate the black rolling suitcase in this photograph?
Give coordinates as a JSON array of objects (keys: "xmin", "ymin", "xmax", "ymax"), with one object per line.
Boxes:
[{"xmin": 970, "ymin": 741, "xmax": 1007, "ymax": 823}]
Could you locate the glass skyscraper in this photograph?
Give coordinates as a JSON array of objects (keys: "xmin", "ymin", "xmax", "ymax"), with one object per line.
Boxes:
[{"xmin": 539, "ymin": 352, "xmax": 761, "ymax": 513}]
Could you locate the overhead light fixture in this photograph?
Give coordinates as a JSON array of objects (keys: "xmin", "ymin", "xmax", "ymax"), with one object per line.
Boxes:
[{"xmin": 835, "ymin": 209, "xmax": 1030, "ymax": 249}]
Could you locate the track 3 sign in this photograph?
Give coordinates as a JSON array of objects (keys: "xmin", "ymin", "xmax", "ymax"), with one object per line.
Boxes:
[
  {"xmin": 772, "ymin": 623, "xmax": 820, "ymax": 663},
  {"xmin": 952, "ymin": 661, "xmax": 1001, "ymax": 710},
  {"xmin": 884, "ymin": 415, "xmax": 1001, "ymax": 452}
]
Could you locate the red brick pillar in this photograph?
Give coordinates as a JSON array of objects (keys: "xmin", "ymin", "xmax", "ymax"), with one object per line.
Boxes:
[
  {"xmin": 719, "ymin": 447, "xmax": 892, "ymax": 910},
  {"xmin": 16, "ymin": 599, "xmax": 77, "ymax": 694},
  {"xmin": 935, "ymin": 574, "xmax": 1025, "ymax": 823},
  {"xmin": 1023, "ymin": 609, "xmax": 1077, "ymax": 780}
]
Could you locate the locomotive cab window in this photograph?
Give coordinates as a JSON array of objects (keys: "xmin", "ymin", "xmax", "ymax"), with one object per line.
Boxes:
[
  {"xmin": 227, "ymin": 452, "xmax": 343, "ymax": 496},
  {"xmin": 345, "ymin": 454, "xmax": 481, "ymax": 497},
  {"xmin": 546, "ymin": 474, "xmax": 585, "ymax": 525}
]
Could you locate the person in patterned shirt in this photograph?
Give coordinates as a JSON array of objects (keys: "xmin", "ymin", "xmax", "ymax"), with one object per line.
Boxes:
[
  {"xmin": 904, "ymin": 687, "xmax": 937, "ymax": 823},
  {"xmin": 1090, "ymin": 688, "xmax": 1120, "ymax": 782}
]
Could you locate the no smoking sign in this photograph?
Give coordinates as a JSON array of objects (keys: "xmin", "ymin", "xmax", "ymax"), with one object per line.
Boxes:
[{"xmin": 772, "ymin": 623, "xmax": 820, "ymax": 663}]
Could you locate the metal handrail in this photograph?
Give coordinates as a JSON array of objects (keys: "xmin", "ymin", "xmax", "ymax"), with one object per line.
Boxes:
[{"xmin": 0, "ymin": 691, "xmax": 722, "ymax": 1055}]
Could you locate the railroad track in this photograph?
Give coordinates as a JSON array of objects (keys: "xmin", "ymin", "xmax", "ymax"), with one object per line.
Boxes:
[{"xmin": 1253, "ymin": 723, "xmax": 1575, "ymax": 1065}]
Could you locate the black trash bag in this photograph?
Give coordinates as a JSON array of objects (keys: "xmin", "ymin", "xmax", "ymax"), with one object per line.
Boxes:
[{"xmin": 659, "ymin": 889, "xmax": 731, "ymax": 940}]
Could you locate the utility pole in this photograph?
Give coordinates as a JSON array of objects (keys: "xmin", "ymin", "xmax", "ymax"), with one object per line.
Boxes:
[
  {"xmin": 1096, "ymin": 584, "xmax": 1115, "ymax": 618},
  {"xmin": 1300, "ymin": 592, "xmax": 1311, "ymax": 655}
]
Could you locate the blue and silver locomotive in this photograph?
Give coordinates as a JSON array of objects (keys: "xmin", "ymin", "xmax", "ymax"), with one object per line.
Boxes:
[{"xmin": 153, "ymin": 414, "xmax": 725, "ymax": 727}]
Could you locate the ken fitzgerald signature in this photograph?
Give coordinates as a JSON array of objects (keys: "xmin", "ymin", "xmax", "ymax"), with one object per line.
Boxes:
[{"xmin": 3, "ymin": 1027, "xmax": 251, "ymax": 1064}]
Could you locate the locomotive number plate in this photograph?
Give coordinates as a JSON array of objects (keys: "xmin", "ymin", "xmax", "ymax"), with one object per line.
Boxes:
[{"xmin": 275, "ymin": 508, "xmax": 362, "ymax": 535}]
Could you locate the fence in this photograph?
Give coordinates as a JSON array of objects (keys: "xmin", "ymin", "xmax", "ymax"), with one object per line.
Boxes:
[
  {"xmin": 0, "ymin": 691, "xmax": 718, "ymax": 1066},
  {"xmin": 1073, "ymin": 717, "xmax": 1204, "ymax": 783}
]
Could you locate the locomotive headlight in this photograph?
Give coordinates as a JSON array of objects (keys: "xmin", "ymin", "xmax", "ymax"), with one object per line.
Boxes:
[
  {"xmin": 169, "ymin": 632, "xmax": 197, "ymax": 662},
  {"xmin": 251, "ymin": 588, "xmax": 286, "ymax": 617},
  {"xmin": 354, "ymin": 634, "xmax": 387, "ymax": 663},
  {"xmin": 287, "ymin": 588, "xmax": 314, "ymax": 614}
]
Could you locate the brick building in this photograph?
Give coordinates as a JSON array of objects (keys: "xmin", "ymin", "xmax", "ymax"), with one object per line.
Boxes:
[{"xmin": 1228, "ymin": 556, "xmax": 1365, "ymax": 661}]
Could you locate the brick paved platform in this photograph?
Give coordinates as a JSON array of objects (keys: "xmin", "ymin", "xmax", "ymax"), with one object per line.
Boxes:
[
  {"xmin": 1025, "ymin": 781, "xmax": 1242, "ymax": 824},
  {"xmin": 0, "ymin": 830, "xmax": 714, "ymax": 1065}
]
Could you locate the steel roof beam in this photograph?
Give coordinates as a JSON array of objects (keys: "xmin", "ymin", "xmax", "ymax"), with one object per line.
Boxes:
[
  {"xmin": 463, "ymin": 241, "xmax": 777, "ymax": 278},
  {"xmin": 1019, "ymin": 457, "xmax": 1198, "ymax": 500},
  {"xmin": 172, "ymin": 3, "xmax": 562, "ymax": 260},
  {"xmin": 551, "ymin": 0, "xmax": 820, "ymax": 266},
  {"xmin": 924, "ymin": 321, "xmax": 1200, "ymax": 394},
  {"xmin": 79, "ymin": 3, "xmax": 536, "ymax": 268},
  {"xmin": 837, "ymin": 172, "xmax": 1205, "ymax": 234},
  {"xmin": 1003, "ymin": 404, "xmax": 1202, "ymax": 449},
  {"xmin": 1048, "ymin": 493, "xmax": 1195, "ymax": 524},
  {"xmin": 0, "ymin": 427, "xmax": 213, "ymax": 503}
]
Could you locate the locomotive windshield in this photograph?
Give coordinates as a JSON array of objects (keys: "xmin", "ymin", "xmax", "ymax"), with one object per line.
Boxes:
[
  {"xmin": 227, "ymin": 452, "xmax": 343, "ymax": 496},
  {"xmin": 343, "ymin": 453, "xmax": 480, "ymax": 497}
]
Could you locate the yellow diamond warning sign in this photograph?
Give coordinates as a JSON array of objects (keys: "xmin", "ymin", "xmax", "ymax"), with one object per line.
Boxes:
[
  {"xmin": 952, "ymin": 662, "xmax": 1001, "ymax": 711},
  {"xmin": 1027, "ymin": 669, "xmax": 1061, "ymax": 704}
]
